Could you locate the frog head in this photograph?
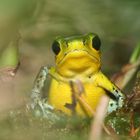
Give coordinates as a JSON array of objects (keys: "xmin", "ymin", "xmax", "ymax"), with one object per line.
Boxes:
[{"xmin": 51, "ymin": 33, "xmax": 101, "ymax": 78}]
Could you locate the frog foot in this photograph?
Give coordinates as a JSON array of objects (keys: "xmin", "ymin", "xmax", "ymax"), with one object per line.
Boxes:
[{"xmin": 31, "ymin": 99, "xmax": 59, "ymax": 121}]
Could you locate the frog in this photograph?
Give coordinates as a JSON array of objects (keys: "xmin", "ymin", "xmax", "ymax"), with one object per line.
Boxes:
[{"xmin": 31, "ymin": 33, "xmax": 125, "ymax": 119}]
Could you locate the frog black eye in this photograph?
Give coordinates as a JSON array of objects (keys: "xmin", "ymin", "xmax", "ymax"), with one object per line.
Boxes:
[
  {"xmin": 52, "ymin": 41, "xmax": 61, "ymax": 55},
  {"xmin": 92, "ymin": 35, "xmax": 101, "ymax": 50}
]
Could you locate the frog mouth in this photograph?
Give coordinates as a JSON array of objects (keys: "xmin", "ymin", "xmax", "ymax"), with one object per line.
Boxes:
[
  {"xmin": 56, "ymin": 49, "xmax": 101, "ymax": 77},
  {"xmin": 57, "ymin": 49, "xmax": 100, "ymax": 65}
]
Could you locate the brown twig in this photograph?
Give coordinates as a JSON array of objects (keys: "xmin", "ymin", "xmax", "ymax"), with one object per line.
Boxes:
[
  {"xmin": 89, "ymin": 96, "xmax": 111, "ymax": 140},
  {"xmin": 126, "ymin": 71, "xmax": 140, "ymax": 112},
  {"xmin": 70, "ymin": 80, "xmax": 111, "ymax": 136},
  {"xmin": 111, "ymin": 60, "xmax": 140, "ymax": 89}
]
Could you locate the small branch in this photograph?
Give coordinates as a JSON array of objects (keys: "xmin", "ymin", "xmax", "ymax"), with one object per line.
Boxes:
[
  {"xmin": 126, "ymin": 71, "xmax": 140, "ymax": 113},
  {"xmin": 89, "ymin": 95, "xmax": 110, "ymax": 140},
  {"xmin": 69, "ymin": 80, "xmax": 111, "ymax": 137},
  {"xmin": 111, "ymin": 44, "xmax": 140, "ymax": 89}
]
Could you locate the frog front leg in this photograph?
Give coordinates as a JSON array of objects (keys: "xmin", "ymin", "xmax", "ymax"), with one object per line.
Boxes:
[
  {"xmin": 95, "ymin": 71, "xmax": 125, "ymax": 113},
  {"xmin": 31, "ymin": 66, "xmax": 58, "ymax": 120}
]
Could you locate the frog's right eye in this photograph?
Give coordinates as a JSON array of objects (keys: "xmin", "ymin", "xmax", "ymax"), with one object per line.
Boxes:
[
  {"xmin": 92, "ymin": 35, "xmax": 101, "ymax": 51},
  {"xmin": 52, "ymin": 41, "xmax": 61, "ymax": 55}
]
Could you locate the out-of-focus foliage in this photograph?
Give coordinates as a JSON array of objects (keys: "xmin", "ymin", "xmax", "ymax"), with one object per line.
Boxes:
[
  {"xmin": 0, "ymin": 0, "xmax": 42, "ymax": 48},
  {"xmin": 21, "ymin": 0, "xmax": 140, "ymax": 74},
  {"xmin": 0, "ymin": 0, "xmax": 44, "ymax": 67},
  {"xmin": 22, "ymin": 0, "xmax": 140, "ymax": 45}
]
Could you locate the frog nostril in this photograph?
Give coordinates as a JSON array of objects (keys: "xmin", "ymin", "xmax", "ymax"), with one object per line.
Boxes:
[
  {"xmin": 65, "ymin": 41, "xmax": 68, "ymax": 47},
  {"xmin": 83, "ymin": 39, "xmax": 86, "ymax": 46}
]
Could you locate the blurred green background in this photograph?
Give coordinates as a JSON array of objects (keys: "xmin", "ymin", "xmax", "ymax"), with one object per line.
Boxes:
[
  {"xmin": 0, "ymin": 0, "xmax": 140, "ymax": 139},
  {"xmin": 21, "ymin": 0, "xmax": 140, "ymax": 73}
]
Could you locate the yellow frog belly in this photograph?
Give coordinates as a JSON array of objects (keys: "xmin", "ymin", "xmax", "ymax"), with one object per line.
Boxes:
[{"xmin": 48, "ymin": 79, "xmax": 106, "ymax": 116}]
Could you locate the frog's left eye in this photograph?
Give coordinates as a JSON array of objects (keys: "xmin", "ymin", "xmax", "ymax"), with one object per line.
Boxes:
[
  {"xmin": 92, "ymin": 35, "xmax": 101, "ymax": 50},
  {"xmin": 52, "ymin": 41, "xmax": 61, "ymax": 55}
]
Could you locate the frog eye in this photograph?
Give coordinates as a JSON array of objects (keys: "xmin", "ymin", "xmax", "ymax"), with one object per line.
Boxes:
[
  {"xmin": 52, "ymin": 41, "xmax": 61, "ymax": 55},
  {"xmin": 92, "ymin": 35, "xmax": 101, "ymax": 50}
]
